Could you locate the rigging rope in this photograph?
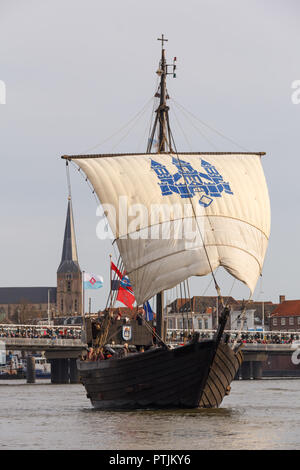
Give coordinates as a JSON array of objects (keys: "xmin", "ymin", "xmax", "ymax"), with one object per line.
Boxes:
[
  {"xmin": 147, "ymin": 76, "xmax": 160, "ymax": 145},
  {"xmin": 224, "ymin": 278, "xmax": 236, "ymax": 308},
  {"xmin": 67, "ymin": 159, "xmax": 121, "ymax": 312},
  {"xmin": 110, "ymin": 99, "xmax": 154, "ymax": 152},
  {"xmin": 104, "ymin": 255, "xmax": 122, "ymax": 310},
  {"xmin": 79, "ymin": 96, "xmax": 154, "ymax": 154},
  {"xmin": 112, "ymin": 259, "xmax": 125, "ymax": 308},
  {"xmin": 171, "ymin": 101, "xmax": 219, "ymax": 151},
  {"xmin": 170, "ymin": 103, "xmax": 193, "ymax": 151},
  {"xmin": 183, "ymin": 279, "xmax": 189, "ymax": 334},
  {"xmin": 186, "ymin": 278, "xmax": 194, "ymax": 333},
  {"xmin": 171, "ymin": 99, "xmax": 250, "ymax": 152},
  {"xmin": 65, "ymin": 161, "xmax": 72, "ymax": 199},
  {"xmin": 68, "ymin": 160, "xmax": 120, "ymax": 263},
  {"xmin": 68, "ymin": 160, "xmax": 99, "ymax": 205},
  {"xmin": 141, "ymin": 317, "xmax": 169, "ymax": 348},
  {"xmin": 169, "ymin": 128, "xmax": 224, "ymax": 306}
]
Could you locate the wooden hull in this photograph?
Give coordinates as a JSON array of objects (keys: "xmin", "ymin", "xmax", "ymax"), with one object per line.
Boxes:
[
  {"xmin": 77, "ymin": 339, "xmax": 243, "ymax": 409},
  {"xmin": 199, "ymin": 343, "xmax": 243, "ymax": 407}
]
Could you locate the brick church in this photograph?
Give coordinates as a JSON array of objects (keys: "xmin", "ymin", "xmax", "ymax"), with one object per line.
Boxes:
[{"xmin": 0, "ymin": 197, "xmax": 82, "ymax": 323}]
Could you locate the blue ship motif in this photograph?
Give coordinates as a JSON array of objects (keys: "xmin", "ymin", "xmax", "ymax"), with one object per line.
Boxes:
[{"xmin": 151, "ymin": 157, "xmax": 233, "ymax": 207}]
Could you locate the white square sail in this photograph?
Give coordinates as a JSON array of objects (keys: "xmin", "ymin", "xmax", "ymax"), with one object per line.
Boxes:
[{"xmin": 66, "ymin": 152, "xmax": 270, "ymax": 305}]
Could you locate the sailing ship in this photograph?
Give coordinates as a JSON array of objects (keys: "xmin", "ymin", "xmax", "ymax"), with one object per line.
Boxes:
[{"xmin": 62, "ymin": 36, "xmax": 270, "ymax": 409}]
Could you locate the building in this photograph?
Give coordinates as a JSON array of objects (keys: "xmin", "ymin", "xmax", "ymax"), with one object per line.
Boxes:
[
  {"xmin": 0, "ymin": 287, "xmax": 56, "ymax": 323},
  {"xmin": 240, "ymin": 299, "xmax": 278, "ymax": 329},
  {"xmin": 56, "ymin": 197, "xmax": 82, "ymax": 317},
  {"xmin": 230, "ymin": 309, "xmax": 256, "ymax": 331},
  {"xmin": 165, "ymin": 295, "xmax": 279, "ymax": 332},
  {"xmin": 166, "ymin": 296, "xmax": 239, "ymax": 331},
  {"xmin": 0, "ymin": 197, "xmax": 83, "ymax": 323},
  {"xmin": 270, "ymin": 296, "xmax": 300, "ymax": 332}
]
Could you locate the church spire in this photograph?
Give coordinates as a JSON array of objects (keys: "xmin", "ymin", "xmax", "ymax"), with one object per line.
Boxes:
[
  {"xmin": 56, "ymin": 166, "xmax": 82, "ymax": 317},
  {"xmin": 57, "ymin": 196, "xmax": 81, "ymax": 274}
]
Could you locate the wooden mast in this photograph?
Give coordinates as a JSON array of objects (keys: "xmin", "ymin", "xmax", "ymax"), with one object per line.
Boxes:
[
  {"xmin": 148, "ymin": 35, "xmax": 176, "ymax": 342},
  {"xmin": 147, "ymin": 34, "xmax": 175, "ymax": 154},
  {"xmin": 147, "ymin": 37, "xmax": 229, "ymax": 348}
]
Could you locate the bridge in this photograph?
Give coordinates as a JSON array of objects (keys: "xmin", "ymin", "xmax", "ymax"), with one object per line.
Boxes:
[
  {"xmin": 1, "ymin": 336, "xmax": 84, "ymax": 353},
  {"xmin": 0, "ymin": 324, "xmax": 87, "ymax": 384},
  {"xmin": 237, "ymin": 343, "xmax": 300, "ymax": 379},
  {"xmin": 167, "ymin": 329, "xmax": 300, "ymax": 379},
  {"xmin": 1, "ymin": 324, "xmax": 299, "ymax": 382}
]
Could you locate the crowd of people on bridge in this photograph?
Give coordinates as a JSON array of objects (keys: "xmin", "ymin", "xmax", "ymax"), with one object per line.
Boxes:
[
  {"xmin": 0, "ymin": 327, "xmax": 81, "ymax": 340},
  {"xmin": 167, "ymin": 330, "xmax": 300, "ymax": 345},
  {"xmin": 1, "ymin": 325, "xmax": 299, "ymax": 345},
  {"xmin": 231, "ymin": 333, "xmax": 300, "ymax": 344}
]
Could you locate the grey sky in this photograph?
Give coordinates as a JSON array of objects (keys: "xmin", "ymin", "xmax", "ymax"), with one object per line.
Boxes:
[{"xmin": 0, "ymin": 0, "xmax": 299, "ymax": 311}]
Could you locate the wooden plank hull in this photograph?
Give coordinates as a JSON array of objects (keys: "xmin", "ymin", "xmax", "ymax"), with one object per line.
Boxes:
[
  {"xmin": 77, "ymin": 340, "xmax": 243, "ymax": 409},
  {"xmin": 199, "ymin": 343, "xmax": 243, "ymax": 407}
]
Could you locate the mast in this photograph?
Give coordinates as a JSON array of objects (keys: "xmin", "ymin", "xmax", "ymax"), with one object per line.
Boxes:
[
  {"xmin": 148, "ymin": 36, "xmax": 229, "ymax": 348},
  {"xmin": 147, "ymin": 34, "xmax": 176, "ymax": 153},
  {"xmin": 149, "ymin": 35, "xmax": 176, "ymax": 342}
]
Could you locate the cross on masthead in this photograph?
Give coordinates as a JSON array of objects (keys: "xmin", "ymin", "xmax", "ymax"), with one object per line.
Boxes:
[
  {"xmin": 147, "ymin": 34, "xmax": 176, "ymax": 154},
  {"xmin": 157, "ymin": 34, "xmax": 168, "ymax": 49}
]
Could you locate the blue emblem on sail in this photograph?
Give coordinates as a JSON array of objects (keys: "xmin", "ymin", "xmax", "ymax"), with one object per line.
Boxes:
[{"xmin": 151, "ymin": 157, "xmax": 233, "ymax": 207}]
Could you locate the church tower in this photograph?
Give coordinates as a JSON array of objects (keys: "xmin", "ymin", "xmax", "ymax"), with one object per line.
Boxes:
[{"xmin": 56, "ymin": 197, "xmax": 82, "ymax": 316}]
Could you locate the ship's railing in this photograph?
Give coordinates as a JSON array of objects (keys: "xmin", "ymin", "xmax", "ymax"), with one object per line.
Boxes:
[{"xmin": 0, "ymin": 324, "xmax": 82, "ymax": 340}]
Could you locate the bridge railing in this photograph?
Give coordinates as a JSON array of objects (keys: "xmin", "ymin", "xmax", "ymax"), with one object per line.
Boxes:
[
  {"xmin": 0, "ymin": 324, "xmax": 82, "ymax": 340},
  {"xmin": 166, "ymin": 328, "xmax": 300, "ymax": 344},
  {"xmin": 241, "ymin": 343, "xmax": 296, "ymax": 351}
]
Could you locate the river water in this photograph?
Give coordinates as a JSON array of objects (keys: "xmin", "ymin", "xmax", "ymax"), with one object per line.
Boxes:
[{"xmin": 0, "ymin": 378, "xmax": 299, "ymax": 450}]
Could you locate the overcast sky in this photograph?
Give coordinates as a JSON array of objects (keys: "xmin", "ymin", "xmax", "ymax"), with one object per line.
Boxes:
[{"xmin": 1, "ymin": 0, "xmax": 300, "ymax": 311}]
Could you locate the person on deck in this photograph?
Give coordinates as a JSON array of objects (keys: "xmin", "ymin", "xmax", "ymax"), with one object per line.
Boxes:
[
  {"xmin": 123, "ymin": 343, "xmax": 129, "ymax": 357},
  {"xmin": 87, "ymin": 347, "xmax": 94, "ymax": 361},
  {"xmin": 96, "ymin": 348, "xmax": 105, "ymax": 361}
]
